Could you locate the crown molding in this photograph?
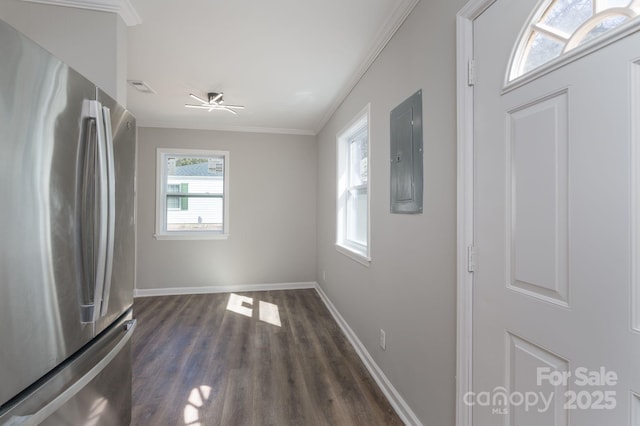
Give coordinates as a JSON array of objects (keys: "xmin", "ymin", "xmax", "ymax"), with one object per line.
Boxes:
[
  {"xmin": 137, "ymin": 119, "xmax": 317, "ymax": 137},
  {"xmin": 20, "ymin": 0, "xmax": 141, "ymax": 26},
  {"xmin": 313, "ymin": 0, "xmax": 420, "ymax": 134}
]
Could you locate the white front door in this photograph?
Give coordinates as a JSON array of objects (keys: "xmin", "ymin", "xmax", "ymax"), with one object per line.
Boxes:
[{"xmin": 472, "ymin": 0, "xmax": 640, "ymax": 424}]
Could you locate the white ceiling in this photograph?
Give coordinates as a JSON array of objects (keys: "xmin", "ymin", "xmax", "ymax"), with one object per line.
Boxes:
[{"xmin": 126, "ymin": 0, "xmax": 418, "ymax": 135}]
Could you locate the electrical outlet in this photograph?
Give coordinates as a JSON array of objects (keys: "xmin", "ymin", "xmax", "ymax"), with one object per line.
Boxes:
[{"xmin": 379, "ymin": 329, "xmax": 386, "ymax": 350}]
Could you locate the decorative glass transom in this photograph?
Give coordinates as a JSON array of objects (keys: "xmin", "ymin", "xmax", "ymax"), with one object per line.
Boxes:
[{"xmin": 509, "ymin": 0, "xmax": 640, "ymax": 80}]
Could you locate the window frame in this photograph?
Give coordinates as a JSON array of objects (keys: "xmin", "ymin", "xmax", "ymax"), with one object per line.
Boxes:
[
  {"xmin": 336, "ymin": 104, "xmax": 371, "ymax": 266},
  {"xmin": 155, "ymin": 148, "xmax": 230, "ymax": 240}
]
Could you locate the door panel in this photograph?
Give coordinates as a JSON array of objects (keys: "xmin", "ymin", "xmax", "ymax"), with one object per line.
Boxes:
[
  {"xmin": 507, "ymin": 334, "xmax": 569, "ymax": 426},
  {"xmin": 508, "ymin": 91, "xmax": 569, "ymax": 305},
  {"xmin": 473, "ymin": 0, "xmax": 640, "ymax": 424},
  {"xmin": 0, "ymin": 20, "xmax": 96, "ymax": 407}
]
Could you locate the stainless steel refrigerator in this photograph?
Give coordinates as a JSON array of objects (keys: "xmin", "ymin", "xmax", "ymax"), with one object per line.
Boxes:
[{"xmin": 0, "ymin": 18, "xmax": 137, "ymax": 425}]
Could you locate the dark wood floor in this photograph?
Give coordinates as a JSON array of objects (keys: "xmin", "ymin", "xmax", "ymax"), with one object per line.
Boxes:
[{"xmin": 131, "ymin": 289, "xmax": 403, "ymax": 425}]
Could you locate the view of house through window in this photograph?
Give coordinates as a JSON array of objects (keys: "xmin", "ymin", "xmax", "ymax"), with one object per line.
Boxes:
[
  {"xmin": 156, "ymin": 148, "xmax": 229, "ymax": 239},
  {"xmin": 336, "ymin": 105, "xmax": 370, "ymax": 264}
]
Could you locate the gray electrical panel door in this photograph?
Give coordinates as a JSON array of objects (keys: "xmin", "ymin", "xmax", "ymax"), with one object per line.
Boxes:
[{"xmin": 390, "ymin": 90, "xmax": 423, "ymax": 214}]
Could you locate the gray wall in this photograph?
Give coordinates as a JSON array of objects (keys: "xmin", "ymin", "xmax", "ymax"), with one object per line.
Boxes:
[
  {"xmin": 136, "ymin": 127, "xmax": 317, "ymax": 290},
  {"xmin": 0, "ymin": 0, "xmax": 127, "ymax": 104},
  {"xmin": 315, "ymin": 0, "xmax": 467, "ymax": 424}
]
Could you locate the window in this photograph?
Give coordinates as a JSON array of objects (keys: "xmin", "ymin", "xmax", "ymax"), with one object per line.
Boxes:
[
  {"xmin": 509, "ymin": 0, "xmax": 639, "ymax": 81},
  {"xmin": 156, "ymin": 148, "xmax": 229, "ymax": 240},
  {"xmin": 336, "ymin": 104, "xmax": 370, "ymax": 265}
]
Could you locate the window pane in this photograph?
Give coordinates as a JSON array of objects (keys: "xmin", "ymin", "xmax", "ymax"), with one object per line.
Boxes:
[
  {"xmin": 522, "ymin": 32, "xmax": 565, "ymax": 74},
  {"xmin": 166, "ymin": 198, "xmax": 224, "ymax": 232},
  {"xmin": 542, "ymin": 0, "xmax": 593, "ymax": 34},
  {"xmin": 349, "ymin": 132, "xmax": 368, "ymax": 187},
  {"xmin": 577, "ymin": 15, "xmax": 628, "ymax": 46},
  {"xmin": 599, "ymin": 0, "xmax": 631, "ymax": 10},
  {"xmin": 168, "ymin": 156, "xmax": 224, "ymax": 194},
  {"xmin": 346, "ymin": 188, "xmax": 367, "ymax": 246},
  {"xmin": 336, "ymin": 105, "xmax": 370, "ymax": 259},
  {"xmin": 165, "ymin": 155, "xmax": 225, "ymax": 232}
]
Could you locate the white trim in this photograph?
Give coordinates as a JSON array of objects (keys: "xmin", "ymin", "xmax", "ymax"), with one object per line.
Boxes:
[
  {"xmin": 313, "ymin": 0, "xmax": 419, "ymax": 134},
  {"xmin": 138, "ymin": 120, "xmax": 316, "ymax": 137},
  {"xmin": 456, "ymin": 1, "xmax": 497, "ymax": 426},
  {"xmin": 134, "ymin": 281, "xmax": 317, "ymax": 298},
  {"xmin": 20, "ymin": 0, "xmax": 142, "ymax": 26},
  {"xmin": 153, "ymin": 233, "xmax": 229, "ymax": 241},
  {"xmin": 335, "ymin": 243, "xmax": 371, "ymax": 267},
  {"xmin": 314, "ymin": 284, "xmax": 422, "ymax": 426}
]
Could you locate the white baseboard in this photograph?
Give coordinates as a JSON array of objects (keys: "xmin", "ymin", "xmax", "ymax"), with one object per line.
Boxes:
[
  {"xmin": 134, "ymin": 281, "xmax": 316, "ymax": 298},
  {"xmin": 314, "ymin": 284, "xmax": 422, "ymax": 426}
]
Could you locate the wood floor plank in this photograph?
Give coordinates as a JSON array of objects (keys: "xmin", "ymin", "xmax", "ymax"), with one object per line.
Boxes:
[
  {"xmin": 280, "ymin": 290, "xmax": 352, "ymax": 425},
  {"xmin": 131, "ymin": 289, "xmax": 403, "ymax": 426}
]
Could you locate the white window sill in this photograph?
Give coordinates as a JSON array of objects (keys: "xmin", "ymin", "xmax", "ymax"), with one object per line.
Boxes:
[
  {"xmin": 335, "ymin": 243, "xmax": 370, "ymax": 267},
  {"xmin": 154, "ymin": 232, "xmax": 229, "ymax": 241}
]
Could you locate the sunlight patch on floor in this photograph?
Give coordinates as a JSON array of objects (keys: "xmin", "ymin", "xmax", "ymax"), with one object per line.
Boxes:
[
  {"xmin": 259, "ymin": 300, "xmax": 281, "ymax": 327},
  {"xmin": 225, "ymin": 293, "xmax": 281, "ymax": 327},
  {"xmin": 183, "ymin": 385, "xmax": 212, "ymax": 426},
  {"xmin": 226, "ymin": 293, "xmax": 253, "ymax": 317}
]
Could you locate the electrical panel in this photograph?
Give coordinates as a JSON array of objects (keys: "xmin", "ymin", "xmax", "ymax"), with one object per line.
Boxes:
[{"xmin": 390, "ymin": 90, "xmax": 423, "ymax": 214}]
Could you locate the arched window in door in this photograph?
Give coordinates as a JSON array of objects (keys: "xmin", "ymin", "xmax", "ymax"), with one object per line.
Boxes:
[{"xmin": 509, "ymin": 0, "xmax": 640, "ymax": 81}]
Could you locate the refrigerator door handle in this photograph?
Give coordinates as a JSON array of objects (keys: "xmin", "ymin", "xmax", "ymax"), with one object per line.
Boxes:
[
  {"xmin": 79, "ymin": 100, "xmax": 108, "ymax": 324},
  {"xmin": 78, "ymin": 103, "xmax": 97, "ymax": 323},
  {"xmin": 100, "ymin": 106, "xmax": 116, "ymax": 318},
  {"xmin": 3, "ymin": 320, "xmax": 137, "ymax": 426},
  {"xmin": 90, "ymin": 100, "xmax": 109, "ymax": 324}
]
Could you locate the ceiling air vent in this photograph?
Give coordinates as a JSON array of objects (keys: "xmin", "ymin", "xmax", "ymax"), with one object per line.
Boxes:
[{"xmin": 128, "ymin": 80, "xmax": 156, "ymax": 94}]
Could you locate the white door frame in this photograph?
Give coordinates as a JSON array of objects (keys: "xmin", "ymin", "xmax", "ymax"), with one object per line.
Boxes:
[{"xmin": 455, "ymin": 1, "xmax": 496, "ymax": 425}]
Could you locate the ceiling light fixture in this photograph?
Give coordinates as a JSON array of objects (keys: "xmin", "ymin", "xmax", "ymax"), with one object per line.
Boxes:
[{"xmin": 185, "ymin": 92, "xmax": 245, "ymax": 114}]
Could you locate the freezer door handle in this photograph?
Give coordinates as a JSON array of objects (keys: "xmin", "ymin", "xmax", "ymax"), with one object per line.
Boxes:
[{"xmin": 1, "ymin": 319, "xmax": 137, "ymax": 426}]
